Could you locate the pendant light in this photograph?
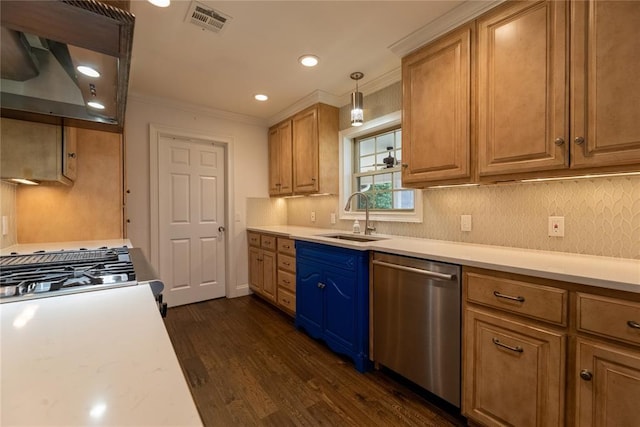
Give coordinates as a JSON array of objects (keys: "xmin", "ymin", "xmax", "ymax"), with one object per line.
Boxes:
[{"xmin": 350, "ymin": 72, "xmax": 364, "ymax": 127}]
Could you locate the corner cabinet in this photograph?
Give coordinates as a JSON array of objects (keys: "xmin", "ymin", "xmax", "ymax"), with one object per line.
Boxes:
[
  {"xmin": 295, "ymin": 241, "xmax": 371, "ymax": 372},
  {"xmin": 402, "ymin": 23, "xmax": 473, "ymax": 187},
  {"xmin": 268, "ymin": 120, "xmax": 293, "ymax": 196}
]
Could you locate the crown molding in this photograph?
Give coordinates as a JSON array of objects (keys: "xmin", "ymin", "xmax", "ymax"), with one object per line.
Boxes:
[
  {"xmin": 127, "ymin": 92, "xmax": 267, "ymax": 127},
  {"xmin": 389, "ymin": 0, "xmax": 505, "ymax": 57}
]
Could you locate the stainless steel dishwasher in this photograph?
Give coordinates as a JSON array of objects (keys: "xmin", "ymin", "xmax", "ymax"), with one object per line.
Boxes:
[{"xmin": 372, "ymin": 252, "xmax": 461, "ymax": 407}]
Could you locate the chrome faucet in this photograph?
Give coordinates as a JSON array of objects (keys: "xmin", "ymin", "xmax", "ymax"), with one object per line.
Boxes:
[{"xmin": 344, "ymin": 192, "xmax": 375, "ymax": 235}]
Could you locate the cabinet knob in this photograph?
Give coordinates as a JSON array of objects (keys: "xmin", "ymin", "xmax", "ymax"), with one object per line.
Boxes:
[
  {"xmin": 574, "ymin": 136, "xmax": 585, "ymax": 145},
  {"xmin": 317, "ymin": 282, "xmax": 326, "ymax": 289},
  {"xmin": 68, "ymin": 152, "xmax": 77, "ymax": 159},
  {"xmin": 401, "ymin": 163, "xmax": 408, "ymax": 168},
  {"xmin": 580, "ymin": 369, "xmax": 593, "ymax": 381},
  {"xmin": 554, "ymin": 137, "xmax": 565, "ymax": 146}
]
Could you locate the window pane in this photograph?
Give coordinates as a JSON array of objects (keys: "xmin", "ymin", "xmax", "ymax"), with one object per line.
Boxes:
[
  {"xmin": 357, "ymin": 175, "xmax": 372, "ymax": 192},
  {"xmin": 393, "ymin": 172, "xmax": 402, "ymax": 189},
  {"xmin": 359, "ymin": 155, "xmax": 376, "ymax": 172},
  {"xmin": 371, "ymin": 190, "xmax": 392, "ymax": 210},
  {"xmin": 374, "ymin": 173, "xmax": 392, "ymax": 187},
  {"xmin": 376, "ymin": 132, "xmax": 395, "ymax": 152},
  {"xmin": 376, "ymin": 152, "xmax": 394, "ymax": 170},
  {"xmin": 395, "ymin": 149, "xmax": 402, "ymax": 163},
  {"xmin": 396, "ymin": 129, "xmax": 402, "ymax": 148},
  {"xmin": 394, "ymin": 190, "xmax": 414, "ymax": 209},
  {"xmin": 359, "ymin": 138, "xmax": 375, "ymax": 156}
]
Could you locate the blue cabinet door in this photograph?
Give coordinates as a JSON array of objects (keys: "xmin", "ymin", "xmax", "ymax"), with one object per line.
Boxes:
[
  {"xmin": 323, "ymin": 269, "xmax": 356, "ymax": 354},
  {"xmin": 295, "ymin": 259, "xmax": 323, "ymax": 338}
]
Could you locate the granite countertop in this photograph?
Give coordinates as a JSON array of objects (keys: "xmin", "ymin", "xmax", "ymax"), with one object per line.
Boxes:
[
  {"xmin": 247, "ymin": 225, "xmax": 640, "ymax": 294},
  {"xmin": 1, "ymin": 285, "xmax": 202, "ymax": 426}
]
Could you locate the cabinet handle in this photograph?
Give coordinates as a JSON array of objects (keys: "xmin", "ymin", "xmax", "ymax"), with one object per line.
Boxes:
[
  {"xmin": 283, "ymin": 245, "xmax": 290, "ymax": 249},
  {"xmin": 493, "ymin": 291, "xmax": 525, "ymax": 303},
  {"xmin": 282, "ymin": 298, "xmax": 289, "ymax": 304},
  {"xmin": 492, "ymin": 338, "xmax": 523, "ymax": 353},
  {"xmin": 554, "ymin": 137, "xmax": 565, "ymax": 146},
  {"xmin": 68, "ymin": 152, "xmax": 77, "ymax": 159},
  {"xmin": 401, "ymin": 163, "xmax": 408, "ymax": 168},
  {"xmin": 317, "ymin": 282, "xmax": 326, "ymax": 289},
  {"xmin": 574, "ymin": 136, "xmax": 585, "ymax": 145},
  {"xmin": 580, "ymin": 369, "xmax": 593, "ymax": 381},
  {"xmin": 628, "ymin": 320, "xmax": 640, "ymax": 329},
  {"xmin": 283, "ymin": 262, "xmax": 290, "ymax": 266},
  {"xmin": 283, "ymin": 279, "xmax": 290, "ymax": 284}
]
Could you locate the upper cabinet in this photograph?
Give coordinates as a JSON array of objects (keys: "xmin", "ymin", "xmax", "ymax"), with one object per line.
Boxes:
[
  {"xmin": 570, "ymin": 0, "xmax": 640, "ymax": 169},
  {"xmin": 477, "ymin": 1, "xmax": 568, "ymax": 177},
  {"xmin": 402, "ymin": 24, "xmax": 473, "ymax": 186},
  {"xmin": 268, "ymin": 103, "xmax": 338, "ymax": 196},
  {"xmin": 268, "ymin": 120, "xmax": 293, "ymax": 196}
]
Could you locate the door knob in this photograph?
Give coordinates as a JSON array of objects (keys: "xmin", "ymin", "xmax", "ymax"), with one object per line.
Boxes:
[{"xmin": 218, "ymin": 226, "xmax": 225, "ymax": 232}]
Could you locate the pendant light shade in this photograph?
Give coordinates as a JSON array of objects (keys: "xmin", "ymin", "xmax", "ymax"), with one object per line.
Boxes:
[{"xmin": 350, "ymin": 72, "xmax": 364, "ymax": 127}]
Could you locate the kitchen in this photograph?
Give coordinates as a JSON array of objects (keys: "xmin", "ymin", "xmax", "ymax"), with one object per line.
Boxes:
[{"xmin": 1, "ymin": 0, "xmax": 640, "ymax": 426}]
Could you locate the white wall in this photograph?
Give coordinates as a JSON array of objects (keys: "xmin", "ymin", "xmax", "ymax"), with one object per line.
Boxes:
[{"xmin": 124, "ymin": 96, "xmax": 269, "ymax": 297}]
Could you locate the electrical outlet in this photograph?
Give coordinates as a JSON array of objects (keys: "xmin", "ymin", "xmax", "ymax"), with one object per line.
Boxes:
[
  {"xmin": 461, "ymin": 215, "xmax": 472, "ymax": 232},
  {"xmin": 311, "ymin": 211, "xmax": 316, "ymax": 222},
  {"xmin": 548, "ymin": 216, "xmax": 565, "ymax": 237},
  {"xmin": 330, "ymin": 212, "xmax": 336, "ymax": 224}
]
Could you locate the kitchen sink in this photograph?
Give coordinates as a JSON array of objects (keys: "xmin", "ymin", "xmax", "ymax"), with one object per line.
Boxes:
[{"xmin": 318, "ymin": 233, "xmax": 388, "ymax": 243}]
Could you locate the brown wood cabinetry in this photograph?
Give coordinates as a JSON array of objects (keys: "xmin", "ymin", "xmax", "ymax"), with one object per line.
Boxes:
[
  {"xmin": 401, "ymin": 24, "xmax": 473, "ymax": 186},
  {"xmin": 268, "ymin": 120, "xmax": 293, "ymax": 196},
  {"xmin": 462, "ymin": 267, "xmax": 640, "ymax": 426},
  {"xmin": 247, "ymin": 231, "xmax": 297, "ymax": 315}
]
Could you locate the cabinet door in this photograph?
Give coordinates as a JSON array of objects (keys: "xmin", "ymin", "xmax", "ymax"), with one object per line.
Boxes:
[
  {"xmin": 261, "ymin": 250, "xmax": 277, "ymax": 302},
  {"xmin": 570, "ymin": 0, "xmax": 640, "ymax": 168},
  {"xmin": 477, "ymin": 1, "xmax": 568, "ymax": 177},
  {"xmin": 463, "ymin": 308, "xmax": 565, "ymax": 427},
  {"xmin": 278, "ymin": 120, "xmax": 293, "ymax": 194},
  {"xmin": 248, "ymin": 247, "xmax": 262, "ymax": 293},
  {"xmin": 576, "ymin": 339, "xmax": 640, "ymax": 427},
  {"xmin": 323, "ymin": 269, "xmax": 356, "ymax": 353},
  {"xmin": 268, "ymin": 126, "xmax": 281, "ymax": 195},
  {"xmin": 63, "ymin": 126, "xmax": 78, "ymax": 181},
  {"xmin": 292, "ymin": 107, "xmax": 319, "ymax": 193},
  {"xmin": 296, "ymin": 260, "xmax": 324, "ymax": 336},
  {"xmin": 402, "ymin": 24, "xmax": 472, "ymax": 185}
]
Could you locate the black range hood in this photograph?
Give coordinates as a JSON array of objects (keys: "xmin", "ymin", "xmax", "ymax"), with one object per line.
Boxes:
[{"xmin": 0, "ymin": 1, "xmax": 134, "ymax": 133}]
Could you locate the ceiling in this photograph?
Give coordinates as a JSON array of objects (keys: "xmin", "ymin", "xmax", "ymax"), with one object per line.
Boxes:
[{"xmin": 127, "ymin": 1, "xmax": 484, "ymax": 124}]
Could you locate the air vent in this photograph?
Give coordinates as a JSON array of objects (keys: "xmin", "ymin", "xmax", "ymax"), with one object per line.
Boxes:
[{"xmin": 186, "ymin": 1, "xmax": 231, "ymax": 34}]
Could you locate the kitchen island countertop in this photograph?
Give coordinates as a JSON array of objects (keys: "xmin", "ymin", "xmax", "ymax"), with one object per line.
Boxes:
[
  {"xmin": 0, "ymin": 285, "xmax": 202, "ymax": 426},
  {"xmin": 247, "ymin": 225, "xmax": 640, "ymax": 294}
]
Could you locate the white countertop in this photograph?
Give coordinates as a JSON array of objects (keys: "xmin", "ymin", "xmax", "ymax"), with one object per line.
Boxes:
[
  {"xmin": 0, "ymin": 285, "xmax": 202, "ymax": 426},
  {"xmin": 247, "ymin": 225, "xmax": 640, "ymax": 293},
  {"xmin": 1, "ymin": 239, "xmax": 132, "ymax": 255}
]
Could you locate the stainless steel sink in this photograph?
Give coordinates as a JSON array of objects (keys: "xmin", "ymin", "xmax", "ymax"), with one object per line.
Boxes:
[{"xmin": 318, "ymin": 233, "xmax": 388, "ymax": 243}]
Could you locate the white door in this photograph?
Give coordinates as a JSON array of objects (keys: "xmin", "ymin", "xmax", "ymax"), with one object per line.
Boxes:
[{"xmin": 158, "ymin": 136, "xmax": 226, "ymax": 307}]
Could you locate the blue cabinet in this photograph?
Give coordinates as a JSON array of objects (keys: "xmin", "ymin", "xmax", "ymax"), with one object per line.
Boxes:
[{"xmin": 295, "ymin": 241, "xmax": 370, "ymax": 372}]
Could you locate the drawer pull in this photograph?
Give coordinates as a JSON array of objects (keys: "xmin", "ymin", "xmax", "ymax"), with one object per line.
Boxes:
[
  {"xmin": 580, "ymin": 369, "xmax": 593, "ymax": 381},
  {"xmin": 628, "ymin": 320, "xmax": 640, "ymax": 329},
  {"xmin": 317, "ymin": 282, "xmax": 326, "ymax": 289},
  {"xmin": 492, "ymin": 338, "xmax": 523, "ymax": 353},
  {"xmin": 493, "ymin": 291, "xmax": 525, "ymax": 303},
  {"xmin": 282, "ymin": 298, "xmax": 290, "ymax": 304},
  {"xmin": 283, "ymin": 245, "xmax": 291, "ymax": 249},
  {"xmin": 283, "ymin": 279, "xmax": 290, "ymax": 284},
  {"xmin": 283, "ymin": 262, "xmax": 290, "ymax": 266}
]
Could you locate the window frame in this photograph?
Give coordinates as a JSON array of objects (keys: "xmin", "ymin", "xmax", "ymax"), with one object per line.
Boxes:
[{"xmin": 339, "ymin": 111, "xmax": 423, "ymax": 223}]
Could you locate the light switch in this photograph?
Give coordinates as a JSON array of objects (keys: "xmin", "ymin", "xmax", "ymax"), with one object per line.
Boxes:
[
  {"xmin": 461, "ymin": 215, "xmax": 472, "ymax": 232},
  {"xmin": 311, "ymin": 211, "xmax": 316, "ymax": 222},
  {"xmin": 330, "ymin": 212, "xmax": 336, "ymax": 224}
]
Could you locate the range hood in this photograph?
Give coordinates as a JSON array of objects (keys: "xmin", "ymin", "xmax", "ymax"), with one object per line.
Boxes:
[{"xmin": 0, "ymin": 1, "xmax": 134, "ymax": 133}]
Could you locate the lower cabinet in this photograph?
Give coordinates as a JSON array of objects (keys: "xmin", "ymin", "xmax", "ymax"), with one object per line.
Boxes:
[
  {"xmin": 463, "ymin": 308, "xmax": 566, "ymax": 427},
  {"xmin": 295, "ymin": 241, "xmax": 370, "ymax": 372}
]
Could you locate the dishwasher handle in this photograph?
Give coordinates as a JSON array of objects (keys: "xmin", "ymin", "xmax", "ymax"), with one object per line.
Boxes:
[{"xmin": 372, "ymin": 259, "xmax": 456, "ymax": 281}]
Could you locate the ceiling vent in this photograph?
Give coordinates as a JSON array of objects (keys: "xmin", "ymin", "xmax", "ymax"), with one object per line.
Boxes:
[{"xmin": 186, "ymin": 1, "xmax": 232, "ymax": 34}]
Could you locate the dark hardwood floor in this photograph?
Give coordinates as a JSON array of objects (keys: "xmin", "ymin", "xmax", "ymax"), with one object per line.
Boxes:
[{"xmin": 164, "ymin": 295, "xmax": 465, "ymax": 426}]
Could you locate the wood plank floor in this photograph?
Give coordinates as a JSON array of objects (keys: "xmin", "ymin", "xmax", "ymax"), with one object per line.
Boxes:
[{"xmin": 164, "ymin": 295, "xmax": 466, "ymax": 426}]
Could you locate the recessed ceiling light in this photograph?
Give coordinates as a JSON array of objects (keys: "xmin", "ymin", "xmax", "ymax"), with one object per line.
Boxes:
[
  {"xmin": 87, "ymin": 101, "xmax": 105, "ymax": 110},
  {"xmin": 148, "ymin": 0, "xmax": 170, "ymax": 7},
  {"xmin": 77, "ymin": 66, "xmax": 100, "ymax": 78},
  {"xmin": 254, "ymin": 94, "xmax": 269, "ymax": 101},
  {"xmin": 298, "ymin": 55, "xmax": 319, "ymax": 67}
]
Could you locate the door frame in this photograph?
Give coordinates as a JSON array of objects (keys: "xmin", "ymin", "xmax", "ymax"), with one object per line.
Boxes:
[{"xmin": 149, "ymin": 123, "xmax": 235, "ymax": 299}]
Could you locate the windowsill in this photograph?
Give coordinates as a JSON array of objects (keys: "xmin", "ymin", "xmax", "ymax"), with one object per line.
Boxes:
[{"xmin": 340, "ymin": 210, "xmax": 422, "ymax": 224}]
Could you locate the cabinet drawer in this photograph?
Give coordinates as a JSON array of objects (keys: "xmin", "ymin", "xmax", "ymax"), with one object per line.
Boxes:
[
  {"xmin": 278, "ymin": 254, "xmax": 296, "ymax": 273},
  {"xmin": 278, "ymin": 269, "xmax": 296, "ymax": 293},
  {"xmin": 278, "ymin": 237, "xmax": 295, "ymax": 256},
  {"xmin": 466, "ymin": 272, "xmax": 567, "ymax": 325},
  {"xmin": 577, "ymin": 293, "xmax": 640, "ymax": 346},
  {"xmin": 261, "ymin": 235, "xmax": 277, "ymax": 251},
  {"xmin": 278, "ymin": 288, "xmax": 296, "ymax": 313},
  {"xmin": 248, "ymin": 232, "xmax": 261, "ymax": 247}
]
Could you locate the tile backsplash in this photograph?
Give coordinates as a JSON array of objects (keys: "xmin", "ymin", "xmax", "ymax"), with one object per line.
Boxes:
[{"xmin": 250, "ymin": 175, "xmax": 640, "ymax": 259}]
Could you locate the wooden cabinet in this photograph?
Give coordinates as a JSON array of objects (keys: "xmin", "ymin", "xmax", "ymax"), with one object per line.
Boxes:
[
  {"xmin": 476, "ymin": 0, "xmax": 640, "ymax": 179},
  {"xmin": 570, "ymin": 0, "xmax": 640, "ymax": 169},
  {"xmin": 463, "ymin": 267, "xmax": 640, "ymax": 426},
  {"xmin": 477, "ymin": 0, "xmax": 568, "ymax": 177},
  {"xmin": 276, "ymin": 237, "xmax": 296, "ymax": 315},
  {"xmin": 464, "ymin": 308, "xmax": 566, "ymax": 427},
  {"xmin": 291, "ymin": 103, "xmax": 339, "ymax": 195},
  {"xmin": 268, "ymin": 120, "xmax": 293, "ymax": 196},
  {"xmin": 248, "ymin": 232, "xmax": 276, "ymax": 302},
  {"xmin": 0, "ymin": 118, "xmax": 77, "ymax": 184},
  {"xmin": 295, "ymin": 241, "xmax": 370, "ymax": 372},
  {"xmin": 401, "ymin": 24, "xmax": 473, "ymax": 186}
]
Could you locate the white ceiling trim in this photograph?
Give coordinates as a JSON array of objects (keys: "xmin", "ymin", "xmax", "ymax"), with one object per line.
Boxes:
[
  {"xmin": 127, "ymin": 92, "xmax": 267, "ymax": 127},
  {"xmin": 389, "ymin": 0, "xmax": 505, "ymax": 57}
]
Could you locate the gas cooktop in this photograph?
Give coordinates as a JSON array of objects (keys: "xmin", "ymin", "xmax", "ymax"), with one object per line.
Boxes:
[{"xmin": 0, "ymin": 247, "xmax": 137, "ymax": 303}]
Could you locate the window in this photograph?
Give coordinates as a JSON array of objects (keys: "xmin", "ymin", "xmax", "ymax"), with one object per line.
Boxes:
[{"xmin": 353, "ymin": 127, "xmax": 414, "ymax": 211}]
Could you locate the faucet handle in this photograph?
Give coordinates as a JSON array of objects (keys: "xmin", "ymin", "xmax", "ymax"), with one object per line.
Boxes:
[{"xmin": 367, "ymin": 222, "xmax": 376, "ymax": 233}]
